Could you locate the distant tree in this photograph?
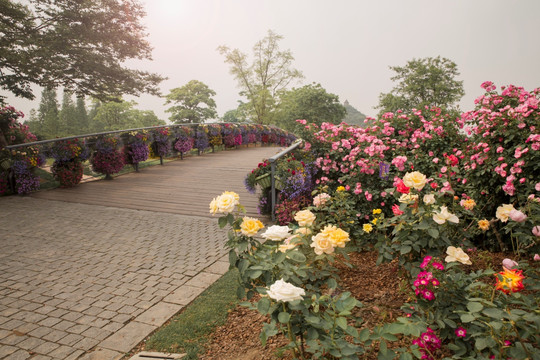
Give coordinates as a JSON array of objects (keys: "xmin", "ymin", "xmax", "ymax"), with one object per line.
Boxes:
[
  {"xmin": 218, "ymin": 30, "xmax": 303, "ymax": 124},
  {"xmin": 376, "ymin": 56, "xmax": 464, "ymax": 116},
  {"xmin": 164, "ymin": 80, "xmax": 217, "ymax": 124},
  {"xmin": 90, "ymin": 100, "xmax": 164, "ymax": 132},
  {"xmin": 59, "ymin": 91, "xmax": 77, "ymax": 135},
  {"xmin": 222, "ymin": 108, "xmax": 247, "ymax": 123},
  {"xmin": 75, "ymin": 97, "xmax": 89, "ymax": 134},
  {"xmin": 343, "ymin": 100, "xmax": 367, "ymax": 127},
  {"xmin": 275, "ymin": 83, "xmax": 346, "ymax": 131},
  {"xmin": 38, "ymin": 87, "xmax": 60, "ymax": 138},
  {"xmin": 0, "ymin": 0, "xmax": 165, "ymax": 103}
]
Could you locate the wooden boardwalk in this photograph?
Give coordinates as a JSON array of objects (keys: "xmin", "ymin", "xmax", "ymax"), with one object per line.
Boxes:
[{"xmin": 31, "ymin": 145, "xmax": 283, "ymax": 219}]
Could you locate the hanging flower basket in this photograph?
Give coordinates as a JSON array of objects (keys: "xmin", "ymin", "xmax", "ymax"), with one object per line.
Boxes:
[{"xmin": 255, "ymin": 173, "xmax": 283, "ymax": 190}]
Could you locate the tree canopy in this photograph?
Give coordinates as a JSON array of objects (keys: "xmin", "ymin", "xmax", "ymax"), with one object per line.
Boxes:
[
  {"xmin": 275, "ymin": 83, "xmax": 346, "ymax": 131},
  {"xmin": 0, "ymin": 0, "xmax": 165, "ymax": 103},
  {"xmin": 376, "ymin": 56, "xmax": 464, "ymax": 115},
  {"xmin": 218, "ymin": 30, "xmax": 303, "ymax": 125},
  {"xmin": 164, "ymin": 80, "xmax": 218, "ymax": 124}
]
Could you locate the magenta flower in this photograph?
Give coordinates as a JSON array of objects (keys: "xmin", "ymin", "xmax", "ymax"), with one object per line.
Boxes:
[{"xmin": 455, "ymin": 327, "xmax": 467, "ymax": 338}]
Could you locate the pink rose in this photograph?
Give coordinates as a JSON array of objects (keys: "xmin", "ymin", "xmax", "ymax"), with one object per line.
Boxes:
[
  {"xmin": 533, "ymin": 226, "xmax": 540, "ymax": 237},
  {"xmin": 392, "ymin": 204, "xmax": 404, "ymax": 216},
  {"xmin": 502, "ymin": 258, "xmax": 518, "ymax": 270},
  {"xmin": 509, "ymin": 209, "xmax": 527, "ymax": 223},
  {"xmin": 534, "ymin": 254, "xmax": 540, "ymax": 261}
]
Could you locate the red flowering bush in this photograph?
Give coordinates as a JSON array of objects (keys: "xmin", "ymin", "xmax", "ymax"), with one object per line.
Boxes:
[{"xmin": 51, "ymin": 160, "xmax": 83, "ymax": 188}]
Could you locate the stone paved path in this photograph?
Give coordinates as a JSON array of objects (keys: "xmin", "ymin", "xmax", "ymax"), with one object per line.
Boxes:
[{"xmin": 0, "ymin": 146, "xmax": 281, "ymax": 360}]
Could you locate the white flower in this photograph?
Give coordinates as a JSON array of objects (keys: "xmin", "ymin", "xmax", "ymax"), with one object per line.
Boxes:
[
  {"xmin": 423, "ymin": 194, "xmax": 436, "ymax": 205},
  {"xmin": 433, "ymin": 206, "xmax": 459, "ymax": 224},
  {"xmin": 211, "ymin": 191, "xmax": 240, "ymax": 214},
  {"xmin": 496, "ymin": 204, "xmax": 515, "ymax": 223},
  {"xmin": 310, "ymin": 232, "xmax": 335, "ymax": 255},
  {"xmin": 445, "ymin": 246, "xmax": 472, "ymax": 265},
  {"xmin": 267, "ymin": 279, "xmax": 305, "ymax": 302},
  {"xmin": 261, "ymin": 225, "xmax": 291, "ymax": 241}
]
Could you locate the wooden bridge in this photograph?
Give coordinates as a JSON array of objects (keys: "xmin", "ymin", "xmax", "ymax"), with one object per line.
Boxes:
[{"xmin": 30, "ymin": 145, "xmax": 282, "ymax": 219}]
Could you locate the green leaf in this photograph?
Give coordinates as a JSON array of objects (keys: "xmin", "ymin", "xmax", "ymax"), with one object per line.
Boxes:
[
  {"xmin": 218, "ymin": 216, "xmax": 228, "ymax": 228},
  {"xmin": 278, "ymin": 312, "xmax": 291, "ymax": 323},
  {"xmin": 359, "ymin": 328, "xmax": 370, "ymax": 342},
  {"xmin": 400, "ymin": 245, "xmax": 412, "ymax": 254},
  {"xmin": 257, "ymin": 297, "xmax": 270, "ymax": 314},
  {"xmin": 475, "ymin": 337, "xmax": 488, "ymax": 350},
  {"xmin": 467, "ymin": 301, "xmax": 483, "ymax": 313},
  {"xmin": 228, "ymin": 250, "xmax": 237, "ymax": 266},
  {"xmin": 336, "ymin": 317, "xmax": 348, "ymax": 330},
  {"xmin": 460, "ymin": 313, "xmax": 476, "ymax": 323},
  {"xmin": 288, "ymin": 251, "xmax": 306, "ymax": 263},
  {"xmin": 482, "ymin": 308, "xmax": 504, "ymax": 319},
  {"xmin": 236, "ymin": 286, "xmax": 245, "ymax": 299},
  {"xmin": 427, "ymin": 228, "xmax": 439, "ymax": 238},
  {"xmin": 327, "ymin": 278, "xmax": 338, "ymax": 289},
  {"xmin": 248, "ymin": 270, "xmax": 262, "ymax": 279}
]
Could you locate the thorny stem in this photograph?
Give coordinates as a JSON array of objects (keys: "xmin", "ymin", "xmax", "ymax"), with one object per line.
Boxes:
[{"xmin": 283, "ymin": 303, "xmax": 305, "ymax": 360}]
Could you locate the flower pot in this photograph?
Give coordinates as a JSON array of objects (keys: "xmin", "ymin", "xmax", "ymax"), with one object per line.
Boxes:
[{"xmin": 255, "ymin": 173, "xmax": 283, "ymax": 190}]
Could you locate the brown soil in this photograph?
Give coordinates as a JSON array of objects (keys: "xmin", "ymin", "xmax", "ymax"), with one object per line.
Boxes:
[{"xmin": 199, "ymin": 250, "xmax": 510, "ymax": 359}]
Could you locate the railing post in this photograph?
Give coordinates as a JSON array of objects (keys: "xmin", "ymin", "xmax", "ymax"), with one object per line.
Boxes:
[{"xmin": 270, "ymin": 160, "xmax": 277, "ymax": 222}]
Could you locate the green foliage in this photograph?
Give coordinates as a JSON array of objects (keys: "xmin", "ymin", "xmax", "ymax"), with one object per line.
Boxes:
[
  {"xmin": 165, "ymin": 80, "xmax": 218, "ymax": 124},
  {"xmin": 376, "ymin": 56, "xmax": 464, "ymax": 116},
  {"xmin": 0, "ymin": 0, "xmax": 165, "ymax": 102},
  {"xmin": 218, "ymin": 30, "xmax": 304, "ymax": 124},
  {"xmin": 90, "ymin": 99, "xmax": 164, "ymax": 132},
  {"xmin": 342, "ymin": 100, "xmax": 367, "ymax": 127},
  {"xmin": 275, "ymin": 83, "xmax": 346, "ymax": 132}
]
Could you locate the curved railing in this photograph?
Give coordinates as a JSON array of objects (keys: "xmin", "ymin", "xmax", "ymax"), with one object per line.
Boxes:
[{"xmin": 1, "ymin": 123, "xmax": 297, "ymax": 194}]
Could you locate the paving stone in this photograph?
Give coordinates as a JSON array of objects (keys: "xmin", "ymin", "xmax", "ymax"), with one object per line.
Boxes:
[
  {"xmin": 32, "ymin": 341, "xmax": 61, "ymax": 356},
  {"xmin": 163, "ymin": 285, "xmax": 205, "ymax": 306},
  {"xmin": 99, "ymin": 321, "xmax": 156, "ymax": 353},
  {"xmin": 4, "ymin": 349, "xmax": 31, "ymax": 360},
  {"xmin": 184, "ymin": 272, "xmax": 221, "ymax": 288},
  {"xmin": 135, "ymin": 302, "xmax": 183, "ymax": 327},
  {"xmin": 78, "ymin": 347, "xmax": 123, "ymax": 360},
  {"xmin": 205, "ymin": 260, "xmax": 230, "ymax": 275},
  {"xmin": 0, "ymin": 344, "xmax": 17, "ymax": 358}
]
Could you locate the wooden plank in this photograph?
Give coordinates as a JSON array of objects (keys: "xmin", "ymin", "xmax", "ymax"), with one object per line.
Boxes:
[{"xmin": 31, "ymin": 146, "xmax": 282, "ymax": 220}]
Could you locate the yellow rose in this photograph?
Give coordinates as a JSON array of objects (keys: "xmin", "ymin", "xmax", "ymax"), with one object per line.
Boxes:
[
  {"xmin": 209, "ymin": 197, "xmax": 219, "ymax": 215},
  {"xmin": 294, "ymin": 227, "xmax": 312, "ymax": 236},
  {"xmin": 240, "ymin": 217, "xmax": 264, "ymax": 237},
  {"xmin": 398, "ymin": 193, "xmax": 419, "ymax": 204},
  {"xmin": 278, "ymin": 235, "xmax": 300, "ymax": 253},
  {"xmin": 222, "ymin": 191, "xmax": 240, "ymax": 205},
  {"xmin": 496, "ymin": 204, "xmax": 515, "ymax": 223},
  {"xmin": 326, "ymin": 227, "xmax": 350, "ymax": 248},
  {"xmin": 363, "ymin": 224, "xmax": 373, "ymax": 233},
  {"xmin": 310, "ymin": 233, "xmax": 334, "ymax": 255},
  {"xmin": 336, "ymin": 186, "xmax": 346, "ymax": 192},
  {"xmin": 372, "ymin": 209, "xmax": 382, "ymax": 215},
  {"xmin": 478, "ymin": 219, "xmax": 490, "ymax": 231},
  {"xmin": 403, "ymin": 171, "xmax": 427, "ymax": 190},
  {"xmin": 294, "ymin": 210, "xmax": 316, "ymax": 227},
  {"xmin": 216, "ymin": 192, "xmax": 239, "ymax": 214}
]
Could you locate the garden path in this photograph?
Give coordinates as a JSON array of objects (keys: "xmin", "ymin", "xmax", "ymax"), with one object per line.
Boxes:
[{"xmin": 0, "ymin": 145, "xmax": 281, "ymax": 360}]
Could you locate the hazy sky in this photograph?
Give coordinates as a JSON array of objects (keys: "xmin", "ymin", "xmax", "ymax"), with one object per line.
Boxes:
[{"xmin": 4, "ymin": 0, "xmax": 540, "ymax": 122}]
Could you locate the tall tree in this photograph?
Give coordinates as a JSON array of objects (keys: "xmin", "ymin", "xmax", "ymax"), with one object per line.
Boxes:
[
  {"xmin": 222, "ymin": 108, "xmax": 246, "ymax": 123},
  {"xmin": 59, "ymin": 91, "xmax": 77, "ymax": 135},
  {"xmin": 75, "ymin": 97, "xmax": 89, "ymax": 135},
  {"xmin": 218, "ymin": 30, "xmax": 304, "ymax": 124},
  {"xmin": 0, "ymin": 0, "xmax": 165, "ymax": 103},
  {"xmin": 376, "ymin": 56, "xmax": 464, "ymax": 115},
  {"xmin": 91, "ymin": 99, "xmax": 164, "ymax": 132},
  {"xmin": 275, "ymin": 83, "xmax": 346, "ymax": 131},
  {"xmin": 38, "ymin": 87, "xmax": 60, "ymax": 138},
  {"xmin": 164, "ymin": 80, "xmax": 217, "ymax": 124}
]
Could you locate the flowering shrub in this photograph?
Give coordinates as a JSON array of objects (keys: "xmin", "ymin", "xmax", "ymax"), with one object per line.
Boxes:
[
  {"xmin": 151, "ymin": 127, "xmax": 171, "ymax": 158},
  {"xmin": 194, "ymin": 127, "xmax": 209, "ymax": 153},
  {"xmin": 124, "ymin": 130, "xmax": 149, "ymax": 165},
  {"xmin": 90, "ymin": 136, "xmax": 125, "ymax": 177},
  {"xmin": 208, "ymin": 124, "xmax": 223, "ymax": 147},
  {"xmin": 48, "ymin": 138, "xmax": 89, "ymax": 188},
  {"xmin": 173, "ymin": 126, "xmax": 194, "ymax": 155}
]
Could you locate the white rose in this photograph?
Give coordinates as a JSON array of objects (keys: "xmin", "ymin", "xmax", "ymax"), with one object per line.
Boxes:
[
  {"xmin": 433, "ymin": 206, "xmax": 459, "ymax": 224},
  {"xmin": 261, "ymin": 225, "xmax": 291, "ymax": 241},
  {"xmin": 423, "ymin": 193, "xmax": 435, "ymax": 205},
  {"xmin": 310, "ymin": 232, "xmax": 335, "ymax": 255},
  {"xmin": 215, "ymin": 192, "xmax": 239, "ymax": 214},
  {"xmin": 445, "ymin": 246, "xmax": 472, "ymax": 265},
  {"xmin": 294, "ymin": 210, "xmax": 316, "ymax": 227},
  {"xmin": 496, "ymin": 204, "xmax": 515, "ymax": 223},
  {"xmin": 267, "ymin": 279, "xmax": 305, "ymax": 302}
]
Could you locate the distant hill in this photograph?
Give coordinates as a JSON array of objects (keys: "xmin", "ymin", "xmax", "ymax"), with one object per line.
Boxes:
[{"xmin": 342, "ymin": 100, "xmax": 367, "ymax": 126}]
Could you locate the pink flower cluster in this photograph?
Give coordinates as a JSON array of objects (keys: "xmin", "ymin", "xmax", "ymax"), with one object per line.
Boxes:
[
  {"xmin": 412, "ymin": 327, "xmax": 441, "ymax": 360},
  {"xmin": 413, "ymin": 256, "xmax": 444, "ymax": 301}
]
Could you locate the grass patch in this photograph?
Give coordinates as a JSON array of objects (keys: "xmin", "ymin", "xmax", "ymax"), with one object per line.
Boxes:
[{"xmin": 144, "ymin": 269, "xmax": 240, "ymax": 359}]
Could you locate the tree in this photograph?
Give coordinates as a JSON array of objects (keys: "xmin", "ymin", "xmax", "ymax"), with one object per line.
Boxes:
[
  {"xmin": 218, "ymin": 30, "xmax": 304, "ymax": 124},
  {"xmin": 275, "ymin": 83, "xmax": 346, "ymax": 131},
  {"xmin": 343, "ymin": 100, "xmax": 367, "ymax": 127},
  {"xmin": 0, "ymin": 0, "xmax": 165, "ymax": 103},
  {"xmin": 222, "ymin": 108, "xmax": 246, "ymax": 123},
  {"xmin": 90, "ymin": 99, "xmax": 164, "ymax": 132},
  {"xmin": 164, "ymin": 80, "xmax": 217, "ymax": 124},
  {"xmin": 59, "ymin": 91, "xmax": 77, "ymax": 135},
  {"xmin": 75, "ymin": 97, "xmax": 89, "ymax": 135},
  {"xmin": 376, "ymin": 56, "xmax": 464, "ymax": 115},
  {"xmin": 38, "ymin": 87, "xmax": 60, "ymax": 138}
]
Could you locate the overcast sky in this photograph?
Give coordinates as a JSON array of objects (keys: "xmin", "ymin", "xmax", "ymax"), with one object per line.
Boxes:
[{"xmin": 4, "ymin": 0, "xmax": 540, "ymax": 122}]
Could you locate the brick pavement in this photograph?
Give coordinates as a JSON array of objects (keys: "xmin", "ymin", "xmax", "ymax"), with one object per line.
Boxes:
[{"xmin": 0, "ymin": 196, "xmax": 232, "ymax": 360}]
